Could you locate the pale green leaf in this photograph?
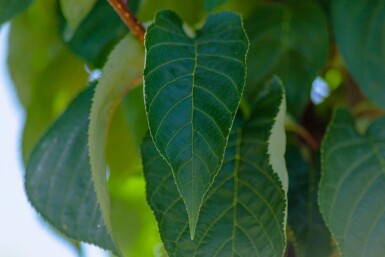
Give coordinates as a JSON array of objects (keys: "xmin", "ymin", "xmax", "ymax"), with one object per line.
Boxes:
[
  {"xmin": 144, "ymin": 10, "xmax": 249, "ymax": 238},
  {"xmin": 332, "ymin": 0, "xmax": 385, "ymax": 110},
  {"xmin": 245, "ymin": 0, "xmax": 329, "ymax": 117},
  {"xmin": 319, "ymin": 109, "xmax": 385, "ymax": 257},
  {"xmin": 25, "ymin": 86, "xmax": 118, "ymax": 254},
  {"xmin": 7, "ymin": 0, "xmax": 88, "ymax": 161},
  {"xmin": 142, "ymin": 78, "xmax": 287, "ymax": 257},
  {"xmin": 0, "ymin": 0, "xmax": 32, "ymax": 25},
  {"xmin": 60, "ymin": 0, "xmax": 96, "ymax": 33},
  {"xmin": 88, "ymin": 34, "xmax": 144, "ymax": 246}
]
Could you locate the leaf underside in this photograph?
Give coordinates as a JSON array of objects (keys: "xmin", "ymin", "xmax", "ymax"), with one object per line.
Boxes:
[
  {"xmin": 332, "ymin": 0, "xmax": 385, "ymax": 110},
  {"xmin": 319, "ymin": 109, "xmax": 385, "ymax": 257},
  {"xmin": 142, "ymin": 78, "xmax": 287, "ymax": 257},
  {"xmin": 25, "ymin": 86, "xmax": 118, "ymax": 254},
  {"xmin": 144, "ymin": 10, "xmax": 249, "ymax": 238}
]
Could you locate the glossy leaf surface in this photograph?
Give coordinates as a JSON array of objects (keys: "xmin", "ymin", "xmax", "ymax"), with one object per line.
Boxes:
[
  {"xmin": 25, "ymin": 86, "xmax": 118, "ymax": 254},
  {"xmin": 144, "ymin": 10, "xmax": 248, "ymax": 237},
  {"xmin": 245, "ymin": 0, "xmax": 329, "ymax": 117},
  {"xmin": 332, "ymin": 0, "xmax": 385, "ymax": 109},
  {"xmin": 143, "ymin": 79, "xmax": 287, "ymax": 257},
  {"xmin": 319, "ymin": 109, "xmax": 385, "ymax": 257}
]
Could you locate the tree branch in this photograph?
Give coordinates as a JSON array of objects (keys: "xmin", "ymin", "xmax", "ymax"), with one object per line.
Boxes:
[{"xmin": 107, "ymin": 0, "xmax": 145, "ymax": 43}]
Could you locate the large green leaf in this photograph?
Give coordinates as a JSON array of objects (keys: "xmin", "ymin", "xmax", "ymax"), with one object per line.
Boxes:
[
  {"xmin": 245, "ymin": 0, "xmax": 329, "ymax": 117},
  {"xmin": 286, "ymin": 142, "xmax": 332, "ymax": 257},
  {"xmin": 319, "ymin": 109, "xmax": 385, "ymax": 257},
  {"xmin": 24, "ymin": 86, "xmax": 118, "ymax": 254},
  {"xmin": 88, "ymin": 34, "xmax": 144, "ymax": 246},
  {"xmin": 0, "ymin": 0, "xmax": 32, "ymax": 25},
  {"xmin": 144, "ymin": 10, "xmax": 249, "ymax": 238},
  {"xmin": 332, "ymin": 0, "xmax": 385, "ymax": 110},
  {"xmin": 8, "ymin": 0, "xmax": 88, "ymax": 161},
  {"xmin": 142, "ymin": 78, "xmax": 287, "ymax": 257}
]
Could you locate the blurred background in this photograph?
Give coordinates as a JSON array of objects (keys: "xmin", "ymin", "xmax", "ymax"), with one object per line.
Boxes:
[{"xmin": 0, "ymin": 23, "xmax": 107, "ymax": 257}]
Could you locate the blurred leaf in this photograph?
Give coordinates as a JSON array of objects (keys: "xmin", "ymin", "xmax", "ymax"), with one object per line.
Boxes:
[
  {"xmin": 138, "ymin": 0, "xmax": 204, "ymax": 25},
  {"xmin": 88, "ymin": 34, "xmax": 144, "ymax": 247},
  {"xmin": 0, "ymin": 0, "xmax": 32, "ymax": 25},
  {"xmin": 58, "ymin": 0, "xmax": 140, "ymax": 67},
  {"xmin": 332, "ymin": 0, "xmax": 385, "ymax": 110},
  {"xmin": 245, "ymin": 0, "xmax": 329, "ymax": 117},
  {"xmin": 7, "ymin": 0, "xmax": 88, "ymax": 161},
  {"xmin": 143, "ymin": 78, "xmax": 287, "ymax": 257},
  {"xmin": 59, "ymin": 0, "xmax": 96, "ymax": 32},
  {"xmin": 144, "ymin": 10, "xmax": 249, "ymax": 238},
  {"xmin": 286, "ymin": 143, "xmax": 332, "ymax": 257},
  {"xmin": 319, "ymin": 109, "xmax": 385, "ymax": 257},
  {"xmin": 25, "ymin": 86, "xmax": 119, "ymax": 254},
  {"xmin": 204, "ymin": 0, "xmax": 229, "ymax": 12}
]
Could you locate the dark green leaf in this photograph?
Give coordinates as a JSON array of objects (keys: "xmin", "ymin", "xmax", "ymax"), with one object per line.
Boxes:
[
  {"xmin": 59, "ymin": 0, "xmax": 141, "ymax": 67},
  {"xmin": 0, "ymin": 0, "xmax": 32, "ymax": 25},
  {"xmin": 245, "ymin": 0, "xmax": 329, "ymax": 117},
  {"xmin": 332, "ymin": 0, "xmax": 385, "ymax": 110},
  {"xmin": 204, "ymin": 0, "xmax": 229, "ymax": 12},
  {"xmin": 286, "ymin": 143, "xmax": 332, "ymax": 257},
  {"xmin": 144, "ymin": 10, "xmax": 249, "ymax": 237},
  {"xmin": 143, "ymin": 78, "xmax": 287, "ymax": 257},
  {"xmin": 25, "ymin": 86, "xmax": 118, "ymax": 254},
  {"xmin": 319, "ymin": 109, "xmax": 385, "ymax": 257}
]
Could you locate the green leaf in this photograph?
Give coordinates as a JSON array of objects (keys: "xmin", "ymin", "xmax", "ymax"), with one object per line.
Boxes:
[
  {"xmin": 143, "ymin": 10, "xmax": 249, "ymax": 238},
  {"xmin": 88, "ymin": 34, "xmax": 144, "ymax": 246},
  {"xmin": 204, "ymin": 0, "xmax": 229, "ymax": 12},
  {"xmin": 245, "ymin": 0, "xmax": 329, "ymax": 117},
  {"xmin": 25, "ymin": 86, "xmax": 118, "ymax": 254},
  {"xmin": 59, "ymin": 0, "xmax": 96, "ymax": 32},
  {"xmin": 8, "ymin": 0, "xmax": 88, "ymax": 161},
  {"xmin": 0, "ymin": 0, "xmax": 32, "ymax": 25},
  {"xmin": 319, "ymin": 109, "xmax": 385, "ymax": 257},
  {"xmin": 286, "ymin": 142, "xmax": 332, "ymax": 257},
  {"xmin": 332, "ymin": 0, "xmax": 385, "ymax": 110},
  {"xmin": 142, "ymin": 78, "xmax": 287, "ymax": 256},
  {"xmin": 58, "ymin": 0, "xmax": 140, "ymax": 67}
]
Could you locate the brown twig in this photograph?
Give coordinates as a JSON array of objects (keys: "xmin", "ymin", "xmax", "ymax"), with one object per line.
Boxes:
[{"xmin": 107, "ymin": 0, "xmax": 145, "ymax": 43}]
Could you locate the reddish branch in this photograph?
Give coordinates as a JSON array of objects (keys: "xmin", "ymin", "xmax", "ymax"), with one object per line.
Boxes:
[{"xmin": 107, "ymin": 0, "xmax": 146, "ymax": 43}]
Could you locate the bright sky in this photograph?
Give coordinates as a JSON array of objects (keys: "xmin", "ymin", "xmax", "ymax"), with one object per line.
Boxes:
[{"xmin": 0, "ymin": 24, "xmax": 107, "ymax": 257}]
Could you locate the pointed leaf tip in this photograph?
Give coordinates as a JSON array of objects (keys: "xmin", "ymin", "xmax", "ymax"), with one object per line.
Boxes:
[{"xmin": 144, "ymin": 10, "xmax": 249, "ymax": 238}]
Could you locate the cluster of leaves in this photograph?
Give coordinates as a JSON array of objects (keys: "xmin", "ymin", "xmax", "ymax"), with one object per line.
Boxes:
[{"xmin": 2, "ymin": 0, "xmax": 385, "ymax": 256}]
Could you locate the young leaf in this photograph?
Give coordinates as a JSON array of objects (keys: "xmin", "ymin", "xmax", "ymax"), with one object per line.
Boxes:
[
  {"xmin": 142, "ymin": 78, "xmax": 287, "ymax": 256},
  {"xmin": 144, "ymin": 10, "xmax": 249, "ymax": 238},
  {"xmin": 332, "ymin": 0, "xmax": 385, "ymax": 110},
  {"xmin": 88, "ymin": 34, "xmax": 144, "ymax": 245},
  {"xmin": 245, "ymin": 0, "xmax": 329, "ymax": 117},
  {"xmin": 286, "ymin": 143, "xmax": 332, "ymax": 257},
  {"xmin": 25, "ymin": 86, "xmax": 118, "ymax": 254},
  {"xmin": 319, "ymin": 109, "xmax": 385, "ymax": 257},
  {"xmin": 0, "ymin": 0, "xmax": 32, "ymax": 25}
]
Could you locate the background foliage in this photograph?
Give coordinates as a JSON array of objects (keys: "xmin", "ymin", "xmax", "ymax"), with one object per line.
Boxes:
[{"xmin": 1, "ymin": 0, "xmax": 385, "ymax": 256}]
